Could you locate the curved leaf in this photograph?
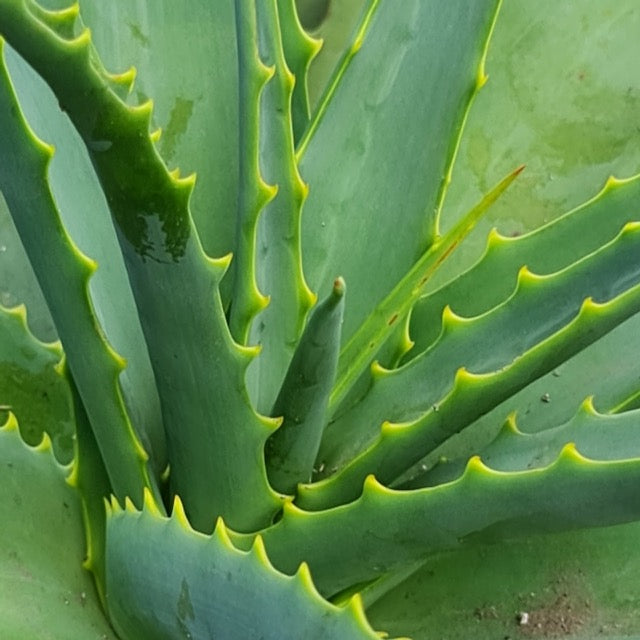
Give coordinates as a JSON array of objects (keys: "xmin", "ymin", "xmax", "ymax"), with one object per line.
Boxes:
[
  {"xmin": 306, "ymin": 223, "xmax": 640, "ymax": 508},
  {"xmin": 105, "ymin": 492, "xmax": 390, "ymax": 640},
  {"xmin": 0, "ymin": 38, "xmax": 157, "ymax": 507},
  {"xmin": 79, "ymin": 0, "xmax": 241, "ymax": 268},
  {"xmin": 0, "ymin": 415, "xmax": 116, "ymax": 639},
  {"xmin": 5, "ymin": 40, "xmax": 167, "ymax": 478},
  {"xmin": 299, "ymin": 0, "xmax": 500, "ymax": 342},
  {"xmin": 276, "ymin": 0, "xmax": 320, "ymax": 141},
  {"xmin": 0, "ymin": 304, "xmax": 73, "ymax": 462},
  {"xmin": 248, "ymin": 0, "xmax": 316, "ymax": 410},
  {"xmin": 228, "ymin": 0, "xmax": 275, "ymax": 345},
  {"xmin": 368, "ymin": 521, "xmax": 640, "ymax": 639},
  {"xmin": 409, "ymin": 398, "xmax": 640, "ymax": 488},
  {"xmin": 266, "ymin": 277, "xmax": 345, "ymax": 494},
  {"xmin": 409, "ymin": 174, "xmax": 640, "ymax": 356},
  {"xmin": 0, "ymin": 1, "xmax": 286, "ymax": 532},
  {"xmin": 254, "ymin": 445, "xmax": 640, "ymax": 597}
]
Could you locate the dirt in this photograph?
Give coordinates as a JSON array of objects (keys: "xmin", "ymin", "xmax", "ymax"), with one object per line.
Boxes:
[
  {"xmin": 516, "ymin": 591, "xmax": 591, "ymax": 637},
  {"xmin": 471, "ymin": 573, "xmax": 598, "ymax": 639}
]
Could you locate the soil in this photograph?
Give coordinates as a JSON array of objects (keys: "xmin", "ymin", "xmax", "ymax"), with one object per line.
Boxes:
[
  {"xmin": 516, "ymin": 591, "xmax": 591, "ymax": 637},
  {"xmin": 472, "ymin": 572, "xmax": 600, "ymax": 639}
]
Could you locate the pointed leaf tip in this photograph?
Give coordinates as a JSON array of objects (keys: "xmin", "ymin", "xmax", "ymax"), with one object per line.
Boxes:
[
  {"xmin": 250, "ymin": 535, "xmax": 272, "ymax": 567},
  {"xmin": 212, "ymin": 517, "xmax": 234, "ymax": 548},
  {"xmin": 295, "ymin": 561, "xmax": 315, "ymax": 590},
  {"xmin": 557, "ymin": 441, "xmax": 586, "ymax": 464},
  {"xmin": 503, "ymin": 412, "xmax": 522, "ymax": 435},
  {"xmin": 1, "ymin": 411, "xmax": 18, "ymax": 432},
  {"xmin": 171, "ymin": 494, "xmax": 192, "ymax": 530},
  {"xmin": 578, "ymin": 395, "xmax": 597, "ymax": 415},
  {"xmin": 142, "ymin": 487, "xmax": 162, "ymax": 517}
]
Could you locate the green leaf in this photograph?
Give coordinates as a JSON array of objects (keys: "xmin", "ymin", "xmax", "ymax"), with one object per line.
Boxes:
[
  {"xmin": 248, "ymin": 0, "xmax": 316, "ymax": 410},
  {"xmin": 5, "ymin": 39, "xmax": 168, "ymax": 478},
  {"xmin": 78, "ymin": 0, "xmax": 242, "ymax": 272},
  {"xmin": 0, "ymin": 38, "xmax": 157, "ymax": 508},
  {"xmin": 253, "ymin": 444, "xmax": 640, "ymax": 597},
  {"xmin": 0, "ymin": 304, "xmax": 73, "ymax": 462},
  {"xmin": 276, "ymin": 0, "xmax": 320, "ymax": 142},
  {"xmin": 368, "ymin": 521, "xmax": 640, "ymax": 639},
  {"xmin": 299, "ymin": 0, "xmax": 500, "ymax": 342},
  {"xmin": 400, "ymin": 177, "xmax": 640, "ymax": 475},
  {"xmin": 105, "ymin": 493, "xmax": 390, "ymax": 640},
  {"xmin": 66, "ymin": 369, "xmax": 114, "ymax": 607},
  {"xmin": 266, "ymin": 277, "xmax": 345, "ymax": 494},
  {"xmin": 306, "ymin": 222, "xmax": 640, "ymax": 509},
  {"xmin": 331, "ymin": 165, "xmax": 523, "ymax": 409},
  {"xmin": 0, "ymin": 415, "xmax": 116, "ymax": 639},
  {"xmin": 228, "ymin": 0, "xmax": 276, "ymax": 345},
  {"xmin": 409, "ymin": 174, "xmax": 640, "ymax": 356},
  {"xmin": 408, "ymin": 398, "xmax": 640, "ymax": 488},
  {"xmin": 0, "ymin": 2, "xmax": 282, "ymax": 532}
]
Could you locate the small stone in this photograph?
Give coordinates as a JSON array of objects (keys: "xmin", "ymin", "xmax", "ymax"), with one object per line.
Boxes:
[
  {"xmin": 541, "ymin": 392, "xmax": 551, "ymax": 403},
  {"xmin": 517, "ymin": 611, "xmax": 529, "ymax": 626}
]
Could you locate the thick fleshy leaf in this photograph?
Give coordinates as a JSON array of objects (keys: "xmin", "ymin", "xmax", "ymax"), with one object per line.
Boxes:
[
  {"xmin": 0, "ymin": 416, "xmax": 116, "ymax": 639},
  {"xmin": 0, "ymin": 40, "xmax": 158, "ymax": 506},
  {"xmin": 66, "ymin": 371, "xmax": 114, "ymax": 606},
  {"xmin": 0, "ymin": 304, "xmax": 73, "ymax": 462},
  {"xmin": 368, "ymin": 521, "xmax": 640, "ymax": 639},
  {"xmin": 409, "ymin": 174, "xmax": 640, "ymax": 356},
  {"xmin": 266, "ymin": 278, "xmax": 345, "ymax": 494},
  {"xmin": 395, "ymin": 312, "xmax": 640, "ymax": 502},
  {"xmin": 228, "ymin": 0, "xmax": 275, "ymax": 345},
  {"xmin": 78, "ymin": 0, "xmax": 241, "ymax": 268},
  {"xmin": 0, "ymin": 2, "xmax": 282, "ymax": 532},
  {"xmin": 250, "ymin": 444, "xmax": 640, "ymax": 597},
  {"xmin": 299, "ymin": 0, "xmax": 500, "ymax": 342},
  {"xmin": 396, "ymin": 174, "xmax": 640, "ymax": 477},
  {"xmin": 105, "ymin": 493, "xmax": 391, "ymax": 640},
  {"xmin": 248, "ymin": 0, "xmax": 316, "ymax": 410},
  {"xmin": 276, "ymin": 0, "xmax": 320, "ymax": 142},
  {"xmin": 6, "ymin": 42, "xmax": 167, "ymax": 478},
  {"xmin": 408, "ymin": 398, "xmax": 640, "ymax": 488},
  {"xmin": 331, "ymin": 166, "xmax": 522, "ymax": 409},
  {"xmin": 304, "ymin": 223, "xmax": 640, "ymax": 508}
]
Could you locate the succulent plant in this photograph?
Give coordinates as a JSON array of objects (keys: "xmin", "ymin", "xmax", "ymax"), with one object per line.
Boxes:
[{"xmin": 2, "ymin": 0, "xmax": 640, "ymax": 638}]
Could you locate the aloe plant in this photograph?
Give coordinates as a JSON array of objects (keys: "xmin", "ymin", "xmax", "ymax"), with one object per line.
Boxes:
[{"xmin": 2, "ymin": 0, "xmax": 640, "ymax": 638}]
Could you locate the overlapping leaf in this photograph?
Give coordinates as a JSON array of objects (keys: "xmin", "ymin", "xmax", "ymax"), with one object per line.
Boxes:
[
  {"xmin": 0, "ymin": 38, "xmax": 158, "ymax": 506},
  {"xmin": 0, "ymin": 1, "xmax": 283, "ymax": 533},
  {"xmin": 409, "ymin": 174, "xmax": 640, "ymax": 355},
  {"xmin": 0, "ymin": 415, "xmax": 115, "ymax": 639},
  {"xmin": 247, "ymin": 0, "xmax": 316, "ymax": 410},
  {"xmin": 248, "ymin": 444, "xmax": 640, "ymax": 597},
  {"xmin": 0, "ymin": 304, "xmax": 73, "ymax": 461},
  {"xmin": 409, "ymin": 398, "xmax": 640, "ymax": 488},
  {"xmin": 299, "ymin": 0, "xmax": 501, "ymax": 342},
  {"xmin": 304, "ymin": 222, "xmax": 640, "ymax": 509},
  {"xmin": 105, "ymin": 492, "xmax": 394, "ymax": 640}
]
